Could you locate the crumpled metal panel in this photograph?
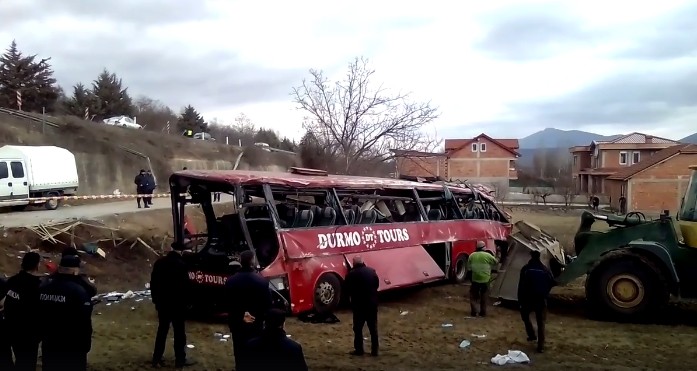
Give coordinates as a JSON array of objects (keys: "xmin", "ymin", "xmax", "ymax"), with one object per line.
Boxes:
[{"xmin": 489, "ymin": 221, "xmax": 566, "ymax": 302}]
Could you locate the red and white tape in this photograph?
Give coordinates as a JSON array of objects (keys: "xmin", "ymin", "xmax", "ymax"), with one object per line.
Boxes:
[{"xmin": 3, "ymin": 193, "xmax": 187, "ymax": 203}]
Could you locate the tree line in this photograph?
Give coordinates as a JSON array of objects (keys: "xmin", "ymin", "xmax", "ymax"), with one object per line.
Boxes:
[{"xmin": 0, "ymin": 41, "xmax": 440, "ymax": 176}]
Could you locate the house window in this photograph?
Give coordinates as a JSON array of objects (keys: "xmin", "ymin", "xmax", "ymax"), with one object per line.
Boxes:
[
  {"xmin": 619, "ymin": 151, "xmax": 628, "ymax": 165},
  {"xmin": 632, "ymin": 152, "xmax": 640, "ymax": 164},
  {"xmin": 480, "ymin": 143, "xmax": 487, "ymax": 152},
  {"xmin": 573, "ymin": 155, "xmax": 578, "ymax": 165},
  {"xmin": 471, "ymin": 143, "xmax": 478, "ymax": 152}
]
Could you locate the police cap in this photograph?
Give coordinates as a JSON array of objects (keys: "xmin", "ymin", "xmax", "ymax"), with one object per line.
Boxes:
[{"xmin": 59, "ymin": 255, "xmax": 81, "ymax": 268}]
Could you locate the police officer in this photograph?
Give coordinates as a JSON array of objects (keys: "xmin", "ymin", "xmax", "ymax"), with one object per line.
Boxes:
[
  {"xmin": 135, "ymin": 169, "xmax": 149, "ymax": 209},
  {"xmin": 517, "ymin": 250, "xmax": 556, "ymax": 353},
  {"xmin": 0, "ymin": 274, "xmax": 14, "ymax": 370},
  {"xmin": 145, "ymin": 169, "xmax": 156, "ymax": 206},
  {"xmin": 225, "ymin": 250, "xmax": 272, "ymax": 370},
  {"xmin": 5, "ymin": 252, "xmax": 42, "ymax": 370},
  {"xmin": 46, "ymin": 247, "xmax": 98, "ymax": 299},
  {"xmin": 242, "ymin": 308, "xmax": 308, "ymax": 371},
  {"xmin": 150, "ymin": 243, "xmax": 195, "ymax": 368},
  {"xmin": 467, "ymin": 241, "xmax": 499, "ymax": 317},
  {"xmin": 39, "ymin": 255, "xmax": 93, "ymax": 371},
  {"xmin": 345, "ymin": 255, "xmax": 380, "ymax": 357}
]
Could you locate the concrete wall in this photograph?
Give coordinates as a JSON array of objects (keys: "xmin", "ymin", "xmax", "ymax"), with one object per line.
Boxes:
[{"xmin": 74, "ymin": 153, "xmax": 291, "ymax": 196}]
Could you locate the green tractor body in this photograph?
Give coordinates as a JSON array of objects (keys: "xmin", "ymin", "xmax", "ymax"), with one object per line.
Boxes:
[{"xmin": 490, "ymin": 165, "xmax": 697, "ymax": 321}]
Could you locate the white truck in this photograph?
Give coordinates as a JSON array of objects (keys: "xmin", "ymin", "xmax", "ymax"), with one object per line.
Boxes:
[{"xmin": 0, "ymin": 145, "xmax": 79, "ymax": 211}]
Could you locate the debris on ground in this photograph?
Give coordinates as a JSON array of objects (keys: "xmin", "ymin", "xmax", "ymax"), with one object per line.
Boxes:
[
  {"xmin": 459, "ymin": 340, "xmax": 471, "ymax": 348},
  {"xmin": 441, "ymin": 323, "xmax": 454, "ymax": 328},
  {"xmin": 471, "ymin": 333, "xmax": 487, "ymax": 339},
  {"xmin": 400, "ymin": 310, "xmax": 409, "ymax": 316},
  {"xmin": 491, "ymin": 350, "xmax": 530, "ymax": 365}
]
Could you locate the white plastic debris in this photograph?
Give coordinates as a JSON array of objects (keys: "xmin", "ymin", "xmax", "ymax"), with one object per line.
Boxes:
[
  {"xmin": 219, "ymin": 339, "xmax": 228, "ymax": 342},
  {"xmin": 286, "ymin": 334, "xmax": 292, "ymax": 338},
  {"xmin": 471, "ymin": 333, "xmax": 487, "ymax": 339},
  {"xmin": 459, "ymin": 340, "xmax": 471, "ymax": 348},
  {"xmin": 145, "ymin": 283, "xmax": 151, "ymax": 289},
  {"xmin": 130, "ymin": 307, "xmax": 135, "ymax": 311},
  {"xmin": 214, "ymin": 333, "xmax": 223, "ymax": 338},
  {"xmin": 493, "ymin": 301, "xmax": 502, "ymax": 306},
  {"xmin": 223, "ymin": 334, "xmax": 231, "ymax": 339},
  {"xmin": 441, "ymin": 323, "xmax": 454, "ymax": 328},
  {"xmin": 186, "ymin": 344, "xmax": 195, "ymax": 349},
  {"xmin": 400, "ymin": 311, "xmax": 409, "ymax": 316},
  {"xmin": 491, "ymin": 350, "xmax": 530, "ymax": 365},
  {"xmin": 122, "ymin": 291, "xmax": 135, "ymax": 299}
]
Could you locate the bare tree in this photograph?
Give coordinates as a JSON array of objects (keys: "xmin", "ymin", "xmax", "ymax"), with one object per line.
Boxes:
[
  {"xmin": 292, "ymin": 57, "xmax": 439, "ymax": 175},
  {"xmin": 492, "ymin": 181, "xmax": 508, "ymax": 203}
]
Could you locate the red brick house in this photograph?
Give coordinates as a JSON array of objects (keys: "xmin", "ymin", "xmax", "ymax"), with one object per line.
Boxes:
[
  {"xmin": 393, "ymin": 134, "xmax": 520, "ymax": 186},
  {"xmin": 604, "ymin": 143, "xmax": 697, "ymax": 213},
  {"xmin": 569, "ymin": 133, "xmax": 680, "ymax": 195}
]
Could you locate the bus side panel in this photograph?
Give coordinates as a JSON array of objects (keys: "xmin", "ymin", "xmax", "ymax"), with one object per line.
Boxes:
[{"xmin": 285, "ymin": 256, "xmax": 349, "ymax": 314}]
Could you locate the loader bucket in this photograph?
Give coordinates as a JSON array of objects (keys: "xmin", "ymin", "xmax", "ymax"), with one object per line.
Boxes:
[{"xmin": 489, "ymin": 220, "xmax": 566, "ymax": 302}]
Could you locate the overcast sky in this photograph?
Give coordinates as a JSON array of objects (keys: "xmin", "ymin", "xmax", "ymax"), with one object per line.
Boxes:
[{"xmin": 2, "ymin": 0, "xmax": 696, "ymax": 140}]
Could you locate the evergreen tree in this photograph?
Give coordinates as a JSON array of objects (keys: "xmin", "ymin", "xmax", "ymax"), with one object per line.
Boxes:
[
  {"xmin": 91, "ymin": 69, "xmax": 135, "ymax": 120},
  {"xmin": 253, "ymin": 128, "xmax": 281, "ymax": 147},
  {"xmin": 65, "ymin": 83, "xmax": 97, "ymax": 119},
  {"xmin": 0, "ymin": 40, "xmax": 60, "ymax": 112},
  {"xmin": 298, "ymin": 131, "xmax": 329, "ymax": 170},
  {"xmin": 177, "ymin": 105, "xmax": 207, "ymax": 133}
]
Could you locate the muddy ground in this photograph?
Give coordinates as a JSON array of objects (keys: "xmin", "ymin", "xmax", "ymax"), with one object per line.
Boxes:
[{"xmin": 2, "ymin": 207, "xmax": 697, "ymax": 370}]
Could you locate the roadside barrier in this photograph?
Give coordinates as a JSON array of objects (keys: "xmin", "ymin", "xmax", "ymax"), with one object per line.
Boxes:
[{"xmin": 0, "ymin": 193, "xmax": 184, "ymax": 203}]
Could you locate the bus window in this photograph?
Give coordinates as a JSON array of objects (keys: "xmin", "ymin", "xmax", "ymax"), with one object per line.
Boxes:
[
  {"xmin": 269, "ymin": 187, "xmax": 340, "ymax": 228},
  {"xmin": 335, "ymin": 188, "xmax": 418, "ymax": 224}
]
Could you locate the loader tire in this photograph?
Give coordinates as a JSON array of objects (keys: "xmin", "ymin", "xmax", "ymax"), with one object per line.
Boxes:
[{"xmin": 586, "ymin": 255, "xmax": 667, "ymax": 322}]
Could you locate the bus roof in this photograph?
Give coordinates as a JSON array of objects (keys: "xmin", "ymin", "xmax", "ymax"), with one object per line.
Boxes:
[{"xmin": 172, "ymin": 169, "xmax": 477, "ymax": 193}]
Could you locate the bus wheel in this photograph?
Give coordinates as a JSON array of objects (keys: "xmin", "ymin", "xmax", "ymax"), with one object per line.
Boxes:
[
  {"xmin": 314, "ymin": 273, "xmax": 341, "ymax": 314},
  {"xmin": 453, "ymin": 254, "xmax": 469, "ymax": 284}
]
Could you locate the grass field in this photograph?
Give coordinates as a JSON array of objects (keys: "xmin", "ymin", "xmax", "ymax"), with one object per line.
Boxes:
[{"xmin": 4, "ymin": 208, "xmax": 697, "ymax": 370}]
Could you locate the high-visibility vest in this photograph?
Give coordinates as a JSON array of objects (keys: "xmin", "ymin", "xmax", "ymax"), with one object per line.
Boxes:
[{"xmin": 186, "ymin": 130, "xmax": 192, "ymax": 136}]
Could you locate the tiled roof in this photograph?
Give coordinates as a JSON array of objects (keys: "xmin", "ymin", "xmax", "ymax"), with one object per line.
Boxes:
[
  {"xmin": 444, "ymin": 134, "xmax": 519, "ymax": 155},
  {"xmin": 606, "ymin": 144, "xmax": 697, "ymax": 180},
  {"xmin": 391, "ymin": 149, "xmax": 447, "ymax": 157},
  {"xmin": 609, "ymin": 132, "xmax": 679, "ymax": 145}
]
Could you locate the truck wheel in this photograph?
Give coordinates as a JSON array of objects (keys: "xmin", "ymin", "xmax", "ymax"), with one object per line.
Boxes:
[
  {"xmin": 586, "ymin": 257, "xmax": 667, "ymax": 321},
  {"xmin": 453, "ymin": 254, "xmax": 469, "ymax": 284},
  {"xmin": 45, "ymin": 195, "xmax": 61, "ymax": 210},
  {"xmin": 313, "ymin": 273, "xmax": 341, "ymax": 314}
]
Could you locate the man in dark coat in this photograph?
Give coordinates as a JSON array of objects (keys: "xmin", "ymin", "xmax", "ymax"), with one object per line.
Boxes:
[
  {"xmin": 225, "ymin": 250, "xmax": 272, "ymax": 370},
  {"xmin": 5, "ymin": 252, "xmax": 42, "ymax": 370},
  {"xmin": 38, "ymin": 255, "xmax": 93, "ymax": 371},
  {"xmin": 145, "ymin": 169, "xmax": 156, "ymax": 206},
  {"xmin": 45, "ymin": 247, "xmax": 98, "ymax": 299},
  {"xmin": 150, "ymin": 243, "xmax": 196, "ymax": 368},
  {"xmin": 517, "ymin": 250, "xmax": 556, "ymax": 353},
  {"xmin": 345, "ymin": 255, "xmax": 380, "ymax": 356},
  {"xmin": 134, "ymin": 169, "xmax": 149, "ymax": 209},
  {"xmin": 0, "ymin": 274, "xmax": 14, "ymax": 370},
  {"xmin": 242, "ymin": 308, "xmax": 308, "ymax": 371}
]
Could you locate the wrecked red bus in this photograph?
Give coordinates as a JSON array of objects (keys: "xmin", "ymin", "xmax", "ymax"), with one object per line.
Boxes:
[{"xmin": 169, "ymin": 167, "xmax": 512, "ymax": 315}]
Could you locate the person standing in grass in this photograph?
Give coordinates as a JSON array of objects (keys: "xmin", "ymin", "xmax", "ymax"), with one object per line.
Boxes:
[
  {"xmin": 518, "ymin": 250, "xmax": 555, "ymax": 353},
  {"xmin": 467, "ymin": 241, "xmax": 499, "ymax": 317},
  {"xmin": 0, "ymin": 274, "xmax": 14, "ymax": 370}
]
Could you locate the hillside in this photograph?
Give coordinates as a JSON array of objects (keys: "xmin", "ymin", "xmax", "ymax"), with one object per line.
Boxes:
[
  {"xmin": 0, "ymin": 109, "xmax": 297, "ymax": 195},
  {"xmin": 519, "ymin": 128, "xmax": 620, "ymax": 149},
  {"xmin": 681, "ymin": 133, "xmax": 697, "ymax": 144}
]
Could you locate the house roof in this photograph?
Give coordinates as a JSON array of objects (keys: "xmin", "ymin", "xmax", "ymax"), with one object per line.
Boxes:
[
  {"xmin": 603, "ymin": 132, "xmax": 679, "ymax": 145},
  {"xmin": 391, "ymin": 149, "xmax": 447, "ymax": 158},
  {"xmin": 444, "ymin": 134, "xmax": 520, "ymax": 156},
  {"xmin": 606, "ymin": 144, "xmax": 697, "ymax": 181}
]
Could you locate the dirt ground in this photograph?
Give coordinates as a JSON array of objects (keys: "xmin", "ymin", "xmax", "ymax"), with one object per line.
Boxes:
[{"xmin": 3, "ymin": 207, "xmax": 697, "ymax": 370}]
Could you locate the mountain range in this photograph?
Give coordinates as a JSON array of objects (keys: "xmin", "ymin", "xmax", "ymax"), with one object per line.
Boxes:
[{"xmin": 515, "ymin": 128, "xmax": 697, "ymax": 168}]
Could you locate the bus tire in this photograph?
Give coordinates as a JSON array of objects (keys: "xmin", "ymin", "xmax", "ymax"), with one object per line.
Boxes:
[
  {"xmin": 453, "ymin": 254, "xmax": 469, "ymax": 284},
  {"xmin": 313, "ymin": 273, "xmax": 342, "ymax": 314},
  {"xmin": 586, "ymin": 255, "xmax": 667, "ymax": 322}
]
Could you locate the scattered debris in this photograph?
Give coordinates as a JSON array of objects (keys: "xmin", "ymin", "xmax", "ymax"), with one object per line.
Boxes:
[
  {"xmin": 491, "ymin": 350, "xmax": 530, "ymax": 365},
  {"xmin": 471, "ymin": 333, "xmax": 487, "ymax": 339},
  {"xmin": 400, "ymin": 311, "xmax": 409, "ymax": 316},
  {"xmin": 493, "ymin": 301, "xmax": 502, "ymax": 306},
  {"xmin": 459, "ymin": 340, "xmax": 471, "ymax": 348},
  {"xmin": 441, "ymin": 323, "xmax": 454, "ymax": 328},
  {"xmin": 186, "ymin": 344, "xmax": 195, "ymax": 349}
]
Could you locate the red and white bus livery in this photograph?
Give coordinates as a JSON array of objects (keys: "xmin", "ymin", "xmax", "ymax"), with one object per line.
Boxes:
[{"xmin": 169, "ymin": 167, "xmax": 512, "ymax": 315}]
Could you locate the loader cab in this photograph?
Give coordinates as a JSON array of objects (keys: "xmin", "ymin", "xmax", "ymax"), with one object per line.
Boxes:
[{"xmin": 677, "ymin": 165, "xmax": 697, "ymax": 248}]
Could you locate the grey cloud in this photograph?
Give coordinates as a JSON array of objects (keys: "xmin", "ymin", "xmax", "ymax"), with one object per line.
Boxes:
[
  {"xmin": 0, "ymin": 0, "xmax": 214, "ymax": 27},
  {"xmin": 474, "ymin": 4, "xmax": 598, "ymax": 61},
  {"xmin": 615, "ymin": 3, "xmax": 697, "ymax": 60},
  {"xmin": 512, "ymin": 66, "xmax": 697, "ymax": 127},
  {"xmin": 1, "ymin": 2, "xmax": 306, "ymax": 112}
]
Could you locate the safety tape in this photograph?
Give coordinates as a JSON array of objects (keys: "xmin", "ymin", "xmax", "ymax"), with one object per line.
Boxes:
[{"xmin": 0, "ymin": 193, "xmax": 189, "ymax": 203}]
